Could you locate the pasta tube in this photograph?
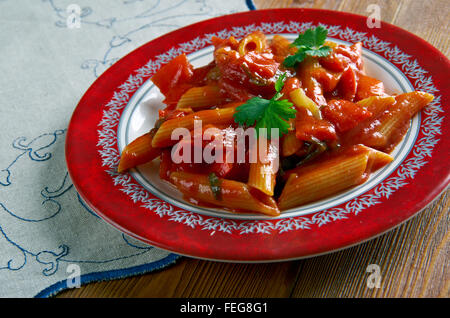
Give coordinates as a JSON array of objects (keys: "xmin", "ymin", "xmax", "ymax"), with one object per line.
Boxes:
[
  {"xmin": 169, "ymin": 171, "xmax": 280, "ymax": 216},
  {"xmin": 151, "ymin": 104, "xmax": 241, "ymax": 148},
  {"xmin": 247, "ymin": 136, "xmax": 280, "ymax": 196},
  {"xmin": 117, "ymin": 132, "xmax": 161, "ymax": 173},
  {"xmin": 357, "ymin": 92, "xmax": 433, "ymax": 152},
  {"xmin": 176, "ymin": 85, "xmax": 225, "ymax": 110},
  {"xmin": 278, "ymin": 145, "xmax": 393, "ymax": 210},
  {"xmin": 281, "ymin": 131, "xmax": 304, "ymax": 157},
  {"xmin": 356, "ymin": 95, "xmax": 395, "ymax": 113},
  {"xmin": 270, "ymin": 35, "xmax": 297, "ymax": 60},
  {"xmin": 238, "ymin": 31, "xmax": 266, "ymax": 56},
  {"xmin": 289, "ymin": 87, "xmax": 322, "ymax": 119}
]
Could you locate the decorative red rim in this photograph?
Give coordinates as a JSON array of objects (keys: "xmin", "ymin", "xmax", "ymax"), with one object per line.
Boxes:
[{"xmin": 66, "ymin": 8, "xmax": 450, "ymax": 262}]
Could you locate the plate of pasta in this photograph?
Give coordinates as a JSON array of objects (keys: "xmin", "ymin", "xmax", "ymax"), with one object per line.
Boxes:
[{"xmin": 66, "ymin": 9, "xmax": 450, "ymax": 261}]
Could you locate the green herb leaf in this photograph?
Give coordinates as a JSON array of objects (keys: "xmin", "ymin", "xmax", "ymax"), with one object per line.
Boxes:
[
  {"xmin": 255, "ymin": 99, "xmax": 296, "ymax": 138},
  {"xmin": 296, "ymin": 138, "xmax": 327, "ymax": 166},
  {"xmin": 234, "ymin": 97, "xmax": 270, "ymax": 127},
  {"xmin": 283, "ymin": 26, "xmax": 332, "ymax": 68},
  {"xmin": 233, "ymin": 75, "xmax": 296, "ymax": 139},
  {"xmin": 208, "ymin": 172, "xmax": 222, "ymax": 201},
  {"xmin": 274, "ymin": 73, "xmax": 287, "ymax": 93},
  {"xmin": 283, "ymin": 51, "xmax": 307, "ymax": 68},
  {"xmin": 292, "ymin": 25, "xmax": 328, "ymax": 48}
]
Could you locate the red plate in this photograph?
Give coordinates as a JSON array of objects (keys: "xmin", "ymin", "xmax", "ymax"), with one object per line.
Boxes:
[{"xmin": 66, "ymin": 9, "xmax": 450, "ymax": 262}]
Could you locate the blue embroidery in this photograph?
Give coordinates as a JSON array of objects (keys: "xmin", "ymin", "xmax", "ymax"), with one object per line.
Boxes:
[
  {"xmin": 36, "ymin": 246, "xmax": 70, "ymax": 276},
  {"xmin": 0, "ymin": 224, "xmax": 28, "ymax": 271},
  {"xmin": 44, "ymin": 0, "xmax": 234, "ymax": 77},
  {"xmin": 0, "ymin": 0, "xmax": 252, "ymax": 296},
  {"xmin": 1, "ymin": 130, "xmax": 65, "ymax": 187},
  {"xmin": 0, "ymin": 129, "xmax": 154, "ymax": 277}
]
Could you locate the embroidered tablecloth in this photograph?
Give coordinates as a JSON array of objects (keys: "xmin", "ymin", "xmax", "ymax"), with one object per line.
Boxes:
[{"xmin": 0, "ymin": 0, "xmax": 253, "ymax": 298}]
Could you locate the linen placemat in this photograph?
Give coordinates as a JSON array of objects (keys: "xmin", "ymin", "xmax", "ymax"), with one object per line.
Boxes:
[{"xmin": 0, "ymin": 0, "xmax": 254, "ymax": 298}]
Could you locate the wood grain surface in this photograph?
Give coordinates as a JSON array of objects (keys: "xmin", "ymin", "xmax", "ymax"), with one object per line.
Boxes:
[{"xmin": 58, "ymin": 0, "xmax": 449, "ymax": 298}]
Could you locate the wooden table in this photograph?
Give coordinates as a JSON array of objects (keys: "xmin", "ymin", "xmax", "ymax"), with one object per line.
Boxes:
[{"xmin": 58, "ymin": 0, "xmax": 449, "ymax": 298}]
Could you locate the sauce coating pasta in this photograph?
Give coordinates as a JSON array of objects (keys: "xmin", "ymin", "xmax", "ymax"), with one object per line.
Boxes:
[{"xmin": 118, "ymin": 30, "xmax": 433, "ymax": 216}]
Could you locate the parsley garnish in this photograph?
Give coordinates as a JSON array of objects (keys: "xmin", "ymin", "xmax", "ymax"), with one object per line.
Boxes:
[
  {"xmin": 283, "ymin": 26, "xmax": 332, "ymax": 68},
  {"xmin": 233, "ymin": 74, "xmax": 296, "ymax": 139},
  {"xmin": 208, "ymin": 172, "xmax": 222, "ymax": 200}
]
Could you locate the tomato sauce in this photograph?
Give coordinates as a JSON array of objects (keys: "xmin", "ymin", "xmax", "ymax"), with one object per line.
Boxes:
[{"xmin": 144, "ymin": 31, "xmax": 432, "ymax": 207}]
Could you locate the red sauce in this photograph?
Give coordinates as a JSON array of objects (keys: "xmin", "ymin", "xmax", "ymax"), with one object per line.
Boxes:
[
  {"xmin": 144, "ymin": 32, "xmax": 433, "ymax": 213},
  {"xmin": 322, "ymin": 99, "xmax": 372, "ymax": 133}
]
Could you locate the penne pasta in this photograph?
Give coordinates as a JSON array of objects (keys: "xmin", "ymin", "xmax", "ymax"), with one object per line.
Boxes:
[
  {"xmin": 117, "ymin": 131, "xmax": 161, "ymax": 173},
  {"xmin": 247, "ymin": 136, "xmax": 280, "ymax": 196},
  {"xmin": 118, "ymin": 28, "xmax": 434, "ymax": 216},
  {"xmin": 289, "ymin": 87, "xmax": 322, "ymax": 119},
  {"xmin": 279, "ymin": 153, "xmax": 369, "ymax": 210},
  {"xmin": 365, "ymin": 145, "xmax": 394, "ymax": 172},
  {"xmin": 297, "ymin": 58, "xmax": 328, "ymax": 107},
  {"xmin": 281, "ymin": 131, "xmax": 304, "ymax": 157},
  {"xmin": 270, "ymin": 35, "xmax": 297, "ymax": 60},
  {"xmin": 352, "ymin": 92, "xmax": 433, "ymax": 152},
  {"xmin": 356, "ymin": 95, "xmax": 395, "ymax": 113},
  {"xmin": 278, "ymin": 145, "xmax": 393, "ymax": 210},
  {"xmin": 238, "ymin": 31, "xmax": 266, "ymax": 56},
  {"xmin": 151, "ymin": 104, "xmax": 241, "ymax": 148},
  {"xmin": 373, "ymin": 92, "xmax": 433, "ymax": 149},
  {"xmin": 169, "ymin": 171, "xmax": 280, "ymax": 216},
  {"xmin": 176, "ymin": 85, "xmax": 226, "ymax": 110}
]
